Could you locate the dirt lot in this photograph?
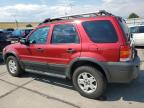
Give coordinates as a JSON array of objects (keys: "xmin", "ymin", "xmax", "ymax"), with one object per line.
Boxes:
[
  {"xmin": 0, "ymin": 49, "xmax": 144, "ymax": 108},
  {"xmin": 0, "ymin": 22, "xmax": 38, "ymax": 29}
]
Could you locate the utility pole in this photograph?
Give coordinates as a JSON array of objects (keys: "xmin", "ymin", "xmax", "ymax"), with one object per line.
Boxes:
[
  {"xmin": 69, "ymin": 3, "xmax": 75, "ymax": 14},
  {"xmin": 15, "ymin": 19, "xmax": 18, "ymax": 29},
  {"xmin": 64, "ymin": 0, "xmax": 68, "ymax": 16},
  {"xmin": 64, "ymin": 0, "xmax": 75, "ymax": 16},
  {"xmin": 12, "ymin": 15, "xmax": 19, "ymax": 29}
]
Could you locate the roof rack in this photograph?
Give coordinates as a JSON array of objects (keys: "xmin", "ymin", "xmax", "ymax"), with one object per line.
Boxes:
[
  {"xmin": 40, "ymin": 10, "xmax": 114, "ymax": 25},
  {"xmin": 59, "ymin": 10, "xmax": 113, "ymax": 19}
]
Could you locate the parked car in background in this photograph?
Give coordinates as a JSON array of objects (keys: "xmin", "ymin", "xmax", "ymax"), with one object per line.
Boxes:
[
  {"xmin": 7, "ymin": 29, "xmax": 24, "ymax": 41},
  {"xmin": 7, "ymin": 28, "xmax": 33, "ymax": 41},
  {"xmin": 3, "ymin": 28, "xmax": 14, "ymax": 34},
  {"xmin": 129, "ymin": 25, "xmax": 144, "ymax": 46},
  {"xmin": 0, "ymin": 31, "xmax": 11, "ymax": 52},
  {"xmin": 2, "ymin": 28, "xmax": 14, "ymax": 39}
]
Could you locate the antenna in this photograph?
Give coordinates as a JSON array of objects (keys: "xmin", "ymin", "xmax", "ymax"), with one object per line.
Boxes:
[
  {"xmin": 64, "ymin": 0, "xmax": 75, "ymax": 16},
  {"xmin": 69, "ymin": 3, "xmax": 75, "ymax": 14}
]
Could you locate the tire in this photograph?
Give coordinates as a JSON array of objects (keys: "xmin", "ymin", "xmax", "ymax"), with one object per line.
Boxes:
[
  {"xmin": 6, "ymin": 56, "xmax": 24, "ymax": 77},
  {"xmin": 72, "ymin": 66, "xmax": 106, "ymax": 99}
]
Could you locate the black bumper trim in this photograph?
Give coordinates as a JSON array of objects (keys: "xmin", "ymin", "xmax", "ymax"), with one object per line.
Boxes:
[{"xmin": 103, "ymin": 56, "xmax": 140, "ymax": 83}]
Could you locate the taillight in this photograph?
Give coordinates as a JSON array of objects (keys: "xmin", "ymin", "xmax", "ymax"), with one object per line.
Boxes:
[{"xmin": 120, "ymin": 45, "xmax": 131, "ymax": 62}]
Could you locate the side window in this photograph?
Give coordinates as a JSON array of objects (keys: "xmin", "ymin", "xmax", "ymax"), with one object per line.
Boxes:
[
  {"xmin": 82, "ymin": 20, "xmax": 118, "ymax": 43},
  {"xmin": 28, "ymin": 26, "xmax": 50, "ymax": 44},
  {"xmin": 51, "ymin": 24, "xmax": 79, "ymax": 44},
  {"xmin": 130, "ymin": 27, "xmax": 139, "ymax": 33},
  {"xmin": 139, "ymin": 26, "xmax": 144, "ymax": 33}
]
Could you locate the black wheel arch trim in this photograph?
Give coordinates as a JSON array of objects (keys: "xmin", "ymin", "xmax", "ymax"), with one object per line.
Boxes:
[
  {"xmin": 65, "ymin": 57, "xmax": 110, "ymax": 81},
  {"xmin": 3, "ymin": 51, "xmax": 25, "ymax": 70},
  {"xmin": 3, "ymin": 51, "xmax": 19, "ymax": 62}
]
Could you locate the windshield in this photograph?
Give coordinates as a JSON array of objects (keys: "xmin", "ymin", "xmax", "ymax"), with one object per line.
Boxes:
[{"xmin": 129, "ymin": 26, "xmax": 144, "ymax": 33}]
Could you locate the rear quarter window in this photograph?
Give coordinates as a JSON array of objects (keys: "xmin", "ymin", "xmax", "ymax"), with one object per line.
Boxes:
[
  {"xmin": 117, "ymin": 18, "xmax": 129, "ymax": 41},
  {"xmin": 82, "ymin": 20, "xmax": 118, "ymax": 43}
]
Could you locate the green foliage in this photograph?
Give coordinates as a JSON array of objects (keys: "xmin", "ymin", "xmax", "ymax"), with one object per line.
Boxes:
[
  {"xmin": 26, "ymin": 24, "xmax": 33, "ymax": 27},
  {"xmin": 128, "ymin": 13, "xmax": 139, "ymax": 19}
]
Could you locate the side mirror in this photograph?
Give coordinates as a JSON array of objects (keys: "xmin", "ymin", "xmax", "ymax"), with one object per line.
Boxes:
[
  {"xmin": 29, "ymin": 40, "xmax": 36, "ymax": 44},
  {"xmin": 19, "ymin": 38, "xmax": 28, "ymax": 45}
]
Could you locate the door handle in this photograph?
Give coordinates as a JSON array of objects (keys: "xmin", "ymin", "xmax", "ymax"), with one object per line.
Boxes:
[
  {"xmin": 36, "ymin": 48, "xmax": 44, "ymax": 52},
  {"xmin": 66, "ymin": 48, "xmax": 76, "ymax": 53}
]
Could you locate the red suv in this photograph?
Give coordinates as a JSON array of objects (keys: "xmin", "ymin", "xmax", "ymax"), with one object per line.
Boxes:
[{"xmin": 2, "ymin": 11, "xmax": 140, "ymax": 99}]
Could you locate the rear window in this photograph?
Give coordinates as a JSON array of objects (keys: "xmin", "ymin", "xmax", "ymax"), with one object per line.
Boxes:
[
  {"xmin": 82, "ymin": 20, "xmax": 118, "ymax": 43},
  {"xmin": 117, "ymin": 18, "xmax": 129, "ymax": 41},
  {"xmin": 130, "ymin": 26, "xmax": 144, "ymax": 33}
]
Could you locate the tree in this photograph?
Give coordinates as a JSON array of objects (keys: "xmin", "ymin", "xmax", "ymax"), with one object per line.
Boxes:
[
  {"xmin": 128, "ymin": 13, "xmax": 139, "ymax": 19},
  {"xmin": 26, "ymin": 24, "xmax": 33, "ymax": 27}
]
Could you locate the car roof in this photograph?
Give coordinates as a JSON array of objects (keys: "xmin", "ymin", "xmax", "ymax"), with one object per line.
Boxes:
[
  {"xmin": 39, "ymin": 10, "xmax": 121, "ymax": 27},
  {"xmin": 39, "ymin": 16, "xmax": 116, "ymax": 27}
]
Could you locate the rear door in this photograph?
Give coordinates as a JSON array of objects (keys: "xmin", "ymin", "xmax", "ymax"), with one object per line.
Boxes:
[
  {"xmin": 82, "ymin": 19, "xmax": 120, "ymax": 62},
  {"xmin": 45, "ymin": 23, "xmax": 81, "ymax": 74}
]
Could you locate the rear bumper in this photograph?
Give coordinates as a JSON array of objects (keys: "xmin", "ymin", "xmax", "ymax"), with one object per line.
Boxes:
[{"xmin": 104, "ymin": 56, "xmax": 140, "ymax": 83}]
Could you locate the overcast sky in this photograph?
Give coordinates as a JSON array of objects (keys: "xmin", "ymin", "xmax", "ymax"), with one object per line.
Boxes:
[{"xmin": 0, "ymin": 0, "xmax": 143, "ymax": 22}]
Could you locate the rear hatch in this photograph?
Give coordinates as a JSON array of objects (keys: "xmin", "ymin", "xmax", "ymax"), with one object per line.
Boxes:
[{"xmin": 117, "ymin": 17, "xmax": 136, "ymax": 60}]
